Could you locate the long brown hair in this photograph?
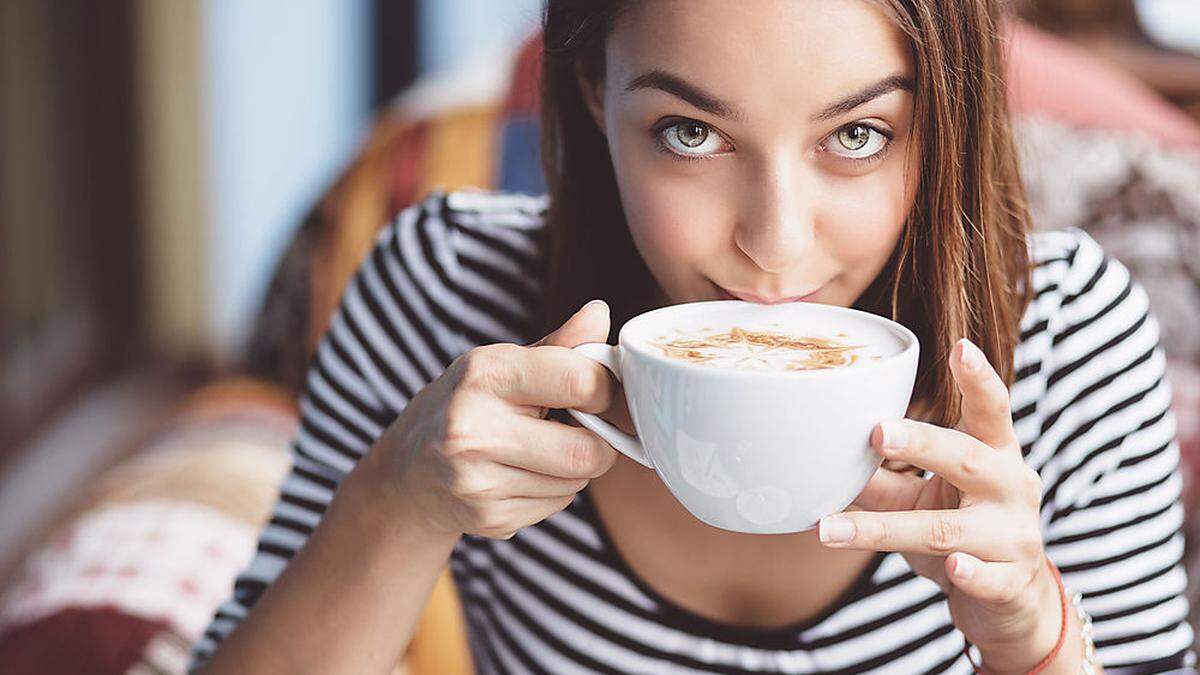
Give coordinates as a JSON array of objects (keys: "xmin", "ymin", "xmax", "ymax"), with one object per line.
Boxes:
[{"xmin": 537, "ymin": 0, "xmax": 1031, "ymax": 428}]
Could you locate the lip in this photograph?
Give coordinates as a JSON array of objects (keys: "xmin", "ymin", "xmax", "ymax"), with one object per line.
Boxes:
[{"xmin": 714, "ymin": 282, "xmax": 823, "ymax": 304}]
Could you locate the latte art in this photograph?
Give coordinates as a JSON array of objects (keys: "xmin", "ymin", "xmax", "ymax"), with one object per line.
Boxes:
[{"xmin": 653, "ymin": 327, "xmax": 867, "ymax": 371}]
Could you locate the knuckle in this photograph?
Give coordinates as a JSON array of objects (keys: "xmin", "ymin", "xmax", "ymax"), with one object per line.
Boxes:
[
  {"xmin": 567, "ymin": 436, "xmax": 601, "ymax": 477},
  {"xmin": 968, "ymin": 377, "xmax": 1010, "ymax": 416},
  {"xmin": 928, "ymin": 518, "xmax": 963, "ymax": 555},
  {"xmin": 958, "ymin": 445, "xmax": 985, "ymax": 479},
  {"xmin": 441, "ymin": 400, "xmax": 478, "ymax": 453},
  {"xmin": 864, "ymin": 519, "xmax": 889, "ymax": 548},
  {"xmin": 448, "ymin": 465, "xmax": 492, "ymax": 498},
  {"xmin": 986, "ymin": 377, "xmax": 1011, "ymax": 405},
  {"xmin": 563, "ymin": 366, "xmax": 599, "ymax": 406},
  {"xmin": 456, "ymin": 347, "xmax": 490, "ymax": 385},
  {"xmin": 458, "ymin": 345, "xmax": 511, "ymax": 391}
]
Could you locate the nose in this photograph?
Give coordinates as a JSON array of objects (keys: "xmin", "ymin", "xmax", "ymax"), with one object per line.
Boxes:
[{"xmin": 733, "ymin": 161, "xmax": 815, "ymax": 274}]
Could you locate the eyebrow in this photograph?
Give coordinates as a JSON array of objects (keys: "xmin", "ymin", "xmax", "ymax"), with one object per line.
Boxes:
[
  {"xmin": 812, "ymin": 74, "xmax": 913, "ymax": 121},
  {"xmin": 625, "ymin": 69, "xmax": 747, "ymax": 122},
  {"xmin": 624, "ymin": 69, "xmax": 914, "ymax": 123}
]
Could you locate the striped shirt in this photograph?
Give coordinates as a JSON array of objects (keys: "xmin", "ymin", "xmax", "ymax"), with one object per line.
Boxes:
[{"xmin": 192, "ymin": 189, "xmax": 1195, "ymax": 673}]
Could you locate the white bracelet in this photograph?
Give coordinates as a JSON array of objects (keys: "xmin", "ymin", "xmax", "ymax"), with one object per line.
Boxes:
[
  {"xmin": 1071, "ymin": 591, "xmax": 1099, "ymax": 675},
  {"xmin": 964, "ymin": 583, "xmax": 1100, "ymax": 673}
]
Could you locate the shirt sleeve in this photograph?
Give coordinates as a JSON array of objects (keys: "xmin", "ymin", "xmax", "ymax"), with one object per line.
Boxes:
[
  {"xmin": 188, "ymin": 191, "xmax": 476, "ymax": 670},
  {"xmin": 1033, "ymin": 230, "xmax": 1195, "ymax": 672}
]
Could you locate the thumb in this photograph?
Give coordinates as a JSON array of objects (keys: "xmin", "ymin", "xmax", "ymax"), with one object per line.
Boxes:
[{"xmin": 533, "ymin": 299, "xmax": 610, "ymax": 349}]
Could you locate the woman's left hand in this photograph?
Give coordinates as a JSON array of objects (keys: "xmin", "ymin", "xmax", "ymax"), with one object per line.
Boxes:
[{"xmin": 818, "ymin": 338, "xmax": 1062, "ymax": 671}]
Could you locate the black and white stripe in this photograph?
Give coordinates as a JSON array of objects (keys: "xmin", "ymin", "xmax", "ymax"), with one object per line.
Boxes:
[{"xmin": 191, "ymin": 190, "xmax": 1194, "ymax": 673}]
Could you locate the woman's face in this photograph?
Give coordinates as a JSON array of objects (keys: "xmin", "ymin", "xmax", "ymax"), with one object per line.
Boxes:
[{"xmin": 582, "ymin": 0, "xmax": 920, "ymax": 307}]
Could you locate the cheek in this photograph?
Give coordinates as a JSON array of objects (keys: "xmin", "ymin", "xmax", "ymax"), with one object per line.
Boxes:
[
  {"xmin": 608, "ymin": 128, "xmax": 730, "ymax": 284},
  {"xmin": 624, "ymin": 187, "xmax": 717, "ymax": 260},
  {"xmin": 817, "ymin": 160, "xmax": 911, "ymax": 268}
]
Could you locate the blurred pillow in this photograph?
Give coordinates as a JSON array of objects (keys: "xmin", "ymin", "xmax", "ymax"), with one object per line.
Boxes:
[{"xmin": 0, "ymin": 379, "xmax": 296, "ymax": 675}]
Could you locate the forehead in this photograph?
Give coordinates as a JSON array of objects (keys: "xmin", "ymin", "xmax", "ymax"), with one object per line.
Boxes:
[{"xmin": 607, "ymin": 0, "xmax": 913, "ymax": 117}]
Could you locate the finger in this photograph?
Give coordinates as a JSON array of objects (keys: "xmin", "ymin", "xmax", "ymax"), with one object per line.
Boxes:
[
  {"xmin": 818, "ymin": 509, "xmax": 1001, "ymax": 558},
  {"xmin": 477, "ymin": 463, "xmax": 590, "ymax": 499},
  {"xmin": 493, "ymin": 414, "xmax": 618, "ymax": 479},
  {"xmin": 850, "ymin": 465, "xmax": 926, "ymax": 512},
  {"xmin": 521, "ymin": 345, "xmax": 618, "ymax": 413},
  {"xmin": 459, "ymin": 343, "xmax": 615, "ymax": 413},
  {"xmin": 952, "ymin": 338, "xmax": 1019, "ymax": 450},
  {"xmin": 873, "ymin": 419, "xmax": 1011, "ymax": 497},
  {"xmin": 555, "ymin": 381, "xmax": 635, "ymax": 436},
  {"xmin": 509, "ymin": 299, "xmax": 611, "ymax": 413},
  {"xmin": 532, "ymin": 299, "xmax": 610, "ymax": 348},
  {"xmin": 944, "ymin": 552, "xmax": 1037, "ymax": 605},
  {"xmin": 472, "ymin": 494, "xmax": 578, "ymax": 540},
  {"xmin": 517, "ymin": 493, "xmax": 580, "ymax": 530}
]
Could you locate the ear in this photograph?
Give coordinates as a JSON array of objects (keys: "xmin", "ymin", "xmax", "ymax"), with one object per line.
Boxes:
[{"xmin": 575, "ymin": 63, "xmax": 607, "ymax": 135}]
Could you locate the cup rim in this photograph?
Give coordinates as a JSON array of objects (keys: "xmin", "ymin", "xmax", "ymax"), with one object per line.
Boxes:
[{"xmin": 617, "ymin": 300, "xmax": 919, "ymax": 379}]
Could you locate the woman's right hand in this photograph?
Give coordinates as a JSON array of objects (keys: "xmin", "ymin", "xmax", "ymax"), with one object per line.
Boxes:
[{"xmin": 357, "ymin": 300, "xmax": 619, "ymax": 540}]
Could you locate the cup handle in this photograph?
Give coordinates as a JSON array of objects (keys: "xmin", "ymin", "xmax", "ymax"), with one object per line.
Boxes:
[{"xmin": 567, "ymin": 343, "xmax": 654, "ymax": 469}]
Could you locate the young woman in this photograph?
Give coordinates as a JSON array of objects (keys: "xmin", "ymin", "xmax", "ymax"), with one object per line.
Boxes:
[{"xmin": 192, "ymin": 1, "xmax": 1194, "ymax": 672}]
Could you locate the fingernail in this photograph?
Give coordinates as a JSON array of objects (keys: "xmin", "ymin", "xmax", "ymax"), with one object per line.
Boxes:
[
  {"xmin": 880, "ymin": 421, "xmax": 908, "ymax": 451},
  {"xmin": 583, "ymin": 299, "xmax": 608, "ymax": 312},
  {"xmin": 953, "ymin": 552, "xmax": 979, "ymax": 580},
  {"xmin": 819, "ymin": 516, "xmax": 855, "ymax": 544},
  {"xmin": 959, "ymin": 338, "xmax": 982, "ymax": 372}
]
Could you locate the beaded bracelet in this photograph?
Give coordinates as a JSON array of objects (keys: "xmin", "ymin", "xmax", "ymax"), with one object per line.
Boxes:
[{"xmin": 963, "ymin": 558, "xmax": 1098, "ymax": 674}]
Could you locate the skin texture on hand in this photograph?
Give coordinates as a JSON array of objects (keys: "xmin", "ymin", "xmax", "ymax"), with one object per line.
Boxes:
[
  {"xmin": 366, "ymin": 300, "xmax": 620, "ymax": 542},
  {"xmin": 818, "ymin": 338, "xmax": 1079, "ymax": 670}
]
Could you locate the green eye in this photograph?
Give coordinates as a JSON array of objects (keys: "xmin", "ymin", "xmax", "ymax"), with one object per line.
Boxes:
[
  {"xmin": 823, "ymin": 121, "xmax": 891, "ymax": 163},
  {"xmin": 677, "ymin": 122, "xmax": 709, "ymax": 148},
  {"xmin": 654, "ymin": 118, "xmax": 731, "ymax": 159},
  {"xmin": 838, "ymin": 125, "xmax": 871, "ymax": 151}
]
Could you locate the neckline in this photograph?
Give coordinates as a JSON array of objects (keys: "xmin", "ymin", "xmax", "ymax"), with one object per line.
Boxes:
[{"xmin": 573, "ymin": 488, "xmax": 889, "ymax": 650}]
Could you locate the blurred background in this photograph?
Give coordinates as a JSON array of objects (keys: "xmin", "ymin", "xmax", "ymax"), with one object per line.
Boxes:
[
  {"xmin": 1, "ymin": 0, "xmax": 542, "ymax": 446},
  {"xmin": 0, "ymin": 0, "xmax": 539, "ymax": 597},
  {"xmin": 0, "ymin": 0, "xmax": 1197, "ymax": 673}
]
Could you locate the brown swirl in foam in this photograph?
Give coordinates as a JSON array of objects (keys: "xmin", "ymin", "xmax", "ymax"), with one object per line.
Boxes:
[{"xmin": 654, "ymin": 327, "xmax": 862, "ymax": 371}]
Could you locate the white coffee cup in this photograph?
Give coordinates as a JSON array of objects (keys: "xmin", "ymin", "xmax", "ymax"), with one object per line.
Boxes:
[{"xmin": 568, "ymin": 300, "xmax": 919, "ymax": 534}]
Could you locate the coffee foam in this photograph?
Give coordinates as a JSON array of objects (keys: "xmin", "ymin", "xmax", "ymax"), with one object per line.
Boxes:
[
  {"xmin": 624, "ymin": 302, "xmax": 908, "ymax": 372},
  {"xmin": 654, "ymin": 327, "xmax": 862, "ymax": 371}
]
